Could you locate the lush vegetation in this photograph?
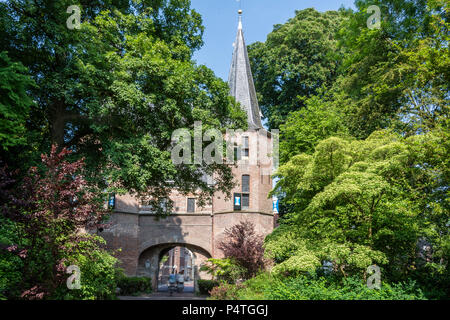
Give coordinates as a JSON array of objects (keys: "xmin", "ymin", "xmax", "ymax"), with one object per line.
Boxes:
[
  {"xmin": 0, "ymin": 0, "xmax": 246, "ymax": 210},
  {"xmin": 116, "ymin": 276, "xmax": 152, "ymax": 296},
  {"xmin": 210, "ymin": 273, "xmax": 427, "ymax": 300},
  {"xmin": 248, "ymin": 8, "xmax": 349, "ymax": 129},
  {"xmin": 0, "ymin": 146, "xmax": 120, "ymax": 299},
  {"xmin": 217, "ymin": 221, "xmax": 267, "ymax": 279},
  {"xmin": 209, "ymin": 0, "xmax": 449, "ymax": 300},
  {"xmin": 197, "ymin": 279, "xmax": 220, "ymax": 296},
  {"xmin": 0, "ymin": 0, "xmax": 447, "ymax": 300},
  {"xmin": 0, "ymin": 0, "xmax": 245, "ymax": 300}
]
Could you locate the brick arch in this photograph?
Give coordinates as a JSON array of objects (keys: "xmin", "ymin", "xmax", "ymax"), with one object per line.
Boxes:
[
  {"xmin": 138, "ymin": 239, "xmax": 212, "ymax": 257},
  {"xmin": 137, "ymin": 242, "xmax": 212, "ymax": 291}
]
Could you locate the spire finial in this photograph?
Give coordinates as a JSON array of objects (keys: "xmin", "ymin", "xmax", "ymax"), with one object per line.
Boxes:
[
  {"xmin": 238, "ymin": 9, "xmax": 242, "ymax": 30},
  {"xmin": 228, "ymin": 6, "xmax": 263, "ymax": 129}
]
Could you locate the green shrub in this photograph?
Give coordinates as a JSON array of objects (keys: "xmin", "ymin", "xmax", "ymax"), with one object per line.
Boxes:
[
  {"xmin": 0, "ymin": 249, "xmax": 23, "ymax": 299},
  {"xmin": 214, "ymin": 273, "xmax": 427, "ymax": 300},
  {"xmin": 200, "ymin": 258, "xmax": 246, "ymax": 284},
  {"xmin": 233, "ymin": 272, "xmax": 274, "ymax": 300},
  {"xmin": 0, "ymin": 217, "xmax": 24, "ymax": 299},
  {"xmin": 117, "ymin": 276, "xmax": 152, "ymax": 296},
  {"xmin": 52, "ymin": 248, "xmax": 121, "ymax": 300},
  {"xmin": 266, "ymin": 275, "xmax": 426, "ymax": 300},
  {"xmin": 197, "ymin": 279, "xmax": 220, "ymax": 295},
  {"xmin": 209, "ymin": 282, "xmax": 243, "ymax": 300}
]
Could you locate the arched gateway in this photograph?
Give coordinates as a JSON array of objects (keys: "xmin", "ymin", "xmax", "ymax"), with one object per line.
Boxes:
[
  {"xmin": 138, "ymin": 243, "xmax": 211, "ymax": 292},
  {"xmin": 101, "ymin": 11, "xmax": 276, "ymax": 292}
]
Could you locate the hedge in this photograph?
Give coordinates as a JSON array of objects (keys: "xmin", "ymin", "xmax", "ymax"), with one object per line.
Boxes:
[
  {"xmin": 198, "ymin": 279, "xmax": 220, "ymax": 295},
  {"xmin": 209, "ymin": 273, "xmax": 428, "ymax": 300},
  {"xmin": 117, "ymin": 276, "xmax": 152, "ymax": 295}
]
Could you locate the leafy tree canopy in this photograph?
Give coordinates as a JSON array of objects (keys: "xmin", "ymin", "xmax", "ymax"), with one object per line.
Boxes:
[
  {"xmin": 248, "ymin": 8, "xmax": 350, "ymax": 129},
  {"xmin": 0, "ymin": 0, "xmax": 247, "ymax": 207},
  {"xmin": 269, "ymin": 129, "xmax": 448, "ymax": 282},
  {"xmin": 0, "ymin": 51, "xmax": 34, "ymax": 151}
]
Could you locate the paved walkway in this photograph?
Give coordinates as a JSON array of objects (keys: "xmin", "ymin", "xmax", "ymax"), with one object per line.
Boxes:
[
  {"xmin": 118, "ymin": 292, "xmax": 207, "ymax": 300},
  {"xmin": 158, "ymin": 280, "xmax": 195, "ymax": 293}
]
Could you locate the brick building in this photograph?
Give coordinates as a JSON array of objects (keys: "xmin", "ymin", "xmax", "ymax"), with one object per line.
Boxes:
[
  {"xmin": 159, "ymin": 247, "xmax": 194, "ymax": 283},
  {"xmin": 101, "ymin": 11, "xmax": 276, "ymax": 291}
]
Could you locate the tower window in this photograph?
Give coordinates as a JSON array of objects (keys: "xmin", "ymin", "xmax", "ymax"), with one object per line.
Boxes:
[
  {"xmin": 234, "ymin": 142, "xmax": 241, "ymax": 161},
  {"xmin": 242, "ymin": 174, "xmax": 250, "ymax": 209},
  {"xmin": 242, "ymin": 194, "xmax": 249, "ymax": 209},
  {"xmin": 242, "ymin": 175, "xmax": 250, "ymax": 192},
  {"xmin": 187, "ymin": 198, "xmax": 195, "ymax": 212},
  {"xmin": 243, "ymin": 136, "xmax": 249, "ymax": 157}
]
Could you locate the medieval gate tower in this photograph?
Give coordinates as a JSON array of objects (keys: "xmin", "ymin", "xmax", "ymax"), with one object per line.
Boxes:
[{"xmin": 102, "ymin": 11, "xmax": 275, "ymax": 291}]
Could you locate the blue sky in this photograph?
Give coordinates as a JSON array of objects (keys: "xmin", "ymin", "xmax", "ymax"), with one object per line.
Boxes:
[{"xmin": 190, "ymin": 0, "xmax": 357, "ymax": 81}]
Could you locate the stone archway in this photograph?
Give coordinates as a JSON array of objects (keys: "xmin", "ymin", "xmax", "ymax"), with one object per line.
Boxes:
[{"xmin": 137, "ymin": 243, "xmax": 211, "ymax": 292}]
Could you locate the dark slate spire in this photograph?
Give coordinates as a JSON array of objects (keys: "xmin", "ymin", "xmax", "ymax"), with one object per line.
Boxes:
[{"xmin": 228, "ymin": 11, "xmax": 263, "ymax": 129}]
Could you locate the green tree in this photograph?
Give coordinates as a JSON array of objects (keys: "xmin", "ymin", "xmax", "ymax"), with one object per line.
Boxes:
[
  {"xmin": 269, "ymin": 129, "xmax": 448, "ymax": 284},
  {"xmin": 0, "ymin": 146, "xmax": 118, "ymax": 299},
  {"xmin": 248, "ymin": 8, "xmax": 349, "ymax": 129},
  {"xmin": 0, "ymin": 51, "xmax": 34, "ymax": 151},
  {"xmin": 0, "ymin": 0, "xmax": 246, "ymax": 208},
  {"xmin": 279, "ymin": 87, "xmax": 349, "ymax": 163},
  {"xmin": 336, "ymin": 0, "xmax": 448, "ymax": 138}
]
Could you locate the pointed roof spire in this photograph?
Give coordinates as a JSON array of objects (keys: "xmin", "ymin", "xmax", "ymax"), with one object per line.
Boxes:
[{"xmin": 228, "ymin": 10, "xmax": 262, "ymax": 129}]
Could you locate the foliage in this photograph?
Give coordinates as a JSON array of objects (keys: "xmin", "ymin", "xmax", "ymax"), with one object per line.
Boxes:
[
  {"xmin": 279, "ymin": 88, "xmax": 349, "ymax": 163},
  {"xmin": 52, "ymin": 238, "xmax": 121, "ymax": 300},
  {"xmin": 0, "ymin": 0, "xmax": 247, "ymax": 210},
  {"xmin": 197, "ymin": 279, "xmax": 220, "ymax": 296},
  {"xmin": 267, "ymin": 275, "xmax": 426, "ymax": 300},
  {"xmin": 336, "ymin": 0, "xmax": 448, "ymax": 138},
  {"xmin": 210, "ymin": 273, "xmax": 427, "ymax": 300},
  {"xmin": 270, "ymin": 129, "xmax": 448, "ymax": 282},
  {"xmin": 271, "ymin": 251, "xmax": 321, "ymax": 277},
  {"xmin": 0, "ymin": 51, "xmax": 34, "ymax": 151},
  {"xmin": 227, "ymin": 272, "xmax": 274, "ymax": 300},
  {"xmin": 218, "ymin": 221, "xmax": 267, "ymax": 279},
  {"xmin": 117, "ymin": 276, "xmax": 152, "ymax": 296},
  {"xmin": 200, "ymin": 258, "xmax": 246, "ymax": 283},
  {"xmin": 0, "ymin": 146, "xmax": 115, "ymax": 299},
  {"xmin": 248, "ymin": 8, "xmax": 349, "ymax": 129},
  {"xmin": 208, "ymin": 282, "xmax": 243, "ymax": 300},
  {"xmin": 0, "ymin": 217, "xmax": 23, "ymax": 300},
  {"xmin": 267, "ymin": 1, "xmax": 449, "ymax": 299}
]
